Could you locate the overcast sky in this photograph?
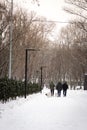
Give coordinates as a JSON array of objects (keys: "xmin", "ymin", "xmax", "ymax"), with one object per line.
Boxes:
[
  {"xmin": 13, "ymin": 0, "xmax": 73, "ymax": 39},
  {"xmin": 14, "ymin": 0, "xmax": 72, "ymax": 21}
]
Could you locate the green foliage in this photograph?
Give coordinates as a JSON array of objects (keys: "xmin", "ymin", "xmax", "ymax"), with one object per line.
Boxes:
[{"xmin": 0, "ymin": 77, "xmax": 40, "ymax": 103}]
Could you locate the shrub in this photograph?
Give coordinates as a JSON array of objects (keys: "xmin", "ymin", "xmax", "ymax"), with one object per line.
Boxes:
[{"xmin": 0, "ymin": 77, "xmax": 41, "ymax": 102}]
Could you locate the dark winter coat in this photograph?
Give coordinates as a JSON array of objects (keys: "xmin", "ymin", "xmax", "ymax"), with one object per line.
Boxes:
[
  {"xmin": 50, "ymin": 81, "xmax": 55, "ymax": 90},
  {"xmin": 62, "ymin": 82, "xmax": 68, "ymax": 91},
  {"xmin": 56, "ymin": 82, "xmax": 62, "ymax": 91}
]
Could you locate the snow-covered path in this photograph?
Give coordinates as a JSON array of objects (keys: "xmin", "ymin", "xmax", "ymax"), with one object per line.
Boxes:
[{"xmin": 0, "ymin": 89, "xmax": 87, "ymax": 130}]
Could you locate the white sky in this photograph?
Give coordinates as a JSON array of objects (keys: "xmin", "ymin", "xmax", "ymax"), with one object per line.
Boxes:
[
  {"xmin": 14, "ymin": 0, "xmax": 72, "ymax": 22},
  {"xmin": 13, "ymin": 0, "xmax": 73, "ymax": 39}
]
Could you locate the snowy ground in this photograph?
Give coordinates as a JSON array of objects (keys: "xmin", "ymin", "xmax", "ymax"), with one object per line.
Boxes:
[{"xmin": 0, "ymin": 87, "xmax": 87, "ymax": 130}]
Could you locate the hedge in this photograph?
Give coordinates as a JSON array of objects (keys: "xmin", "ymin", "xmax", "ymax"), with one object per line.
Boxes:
[{"xmin": 0, "ymin": 77, "xmax": 41, "ymax": 102}]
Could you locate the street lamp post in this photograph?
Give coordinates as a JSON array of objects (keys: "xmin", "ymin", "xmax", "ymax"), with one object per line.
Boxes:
[
  {"xmin": 25, "ymin": 48, "xmax": 40, "ymax": 98},
  {"xmin": 40, "ymin": 66, "xmax": 46, "ymax": 91},
  {"xmin": 40, "ymin": 66, "xmax": 43, "ymax": 90},
  {"xmin": 8, "ymin": 0, "xmax": 13, "ymax": 79}
]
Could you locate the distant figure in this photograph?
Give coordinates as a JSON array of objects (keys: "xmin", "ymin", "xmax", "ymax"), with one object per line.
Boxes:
[
  {"xmin": 62, "ymin": 82, "xmax": 68, "ymax": 96},
  {"xmin": 49, "ymin": 81, "xmax": 55, "ymax": 96},
  {"xmin": 56, "ymin": 82, "xmax": 62, "ymax": 97}
]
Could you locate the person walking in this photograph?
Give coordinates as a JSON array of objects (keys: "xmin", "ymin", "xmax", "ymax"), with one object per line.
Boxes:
[
  {"xmin": 56, "ymin": 82, "xmax": 62, "ymax": 97},
  {"xmin": 49, "ymin": 81, "xmax": 55, "ymax": 96},
  {"xmin": 62, "ymin": 81, "xmax": 68, "ymax": 96}
]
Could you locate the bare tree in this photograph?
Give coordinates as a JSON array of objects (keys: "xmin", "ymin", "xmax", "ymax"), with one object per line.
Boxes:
[
  {"xmin": 0, "ymin": 1, "xmax": 10, "ymax": 77},
  {"xmin": 0, "ymin": 0, "xmax": 55, "ymax": 80},
  {"xmin": 64, "ymin": 0, "xmax": 87, "ymax": 19},
  {"xmin": 52, "ymin": 19, "xmax": 87, "ymax": 88}
]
